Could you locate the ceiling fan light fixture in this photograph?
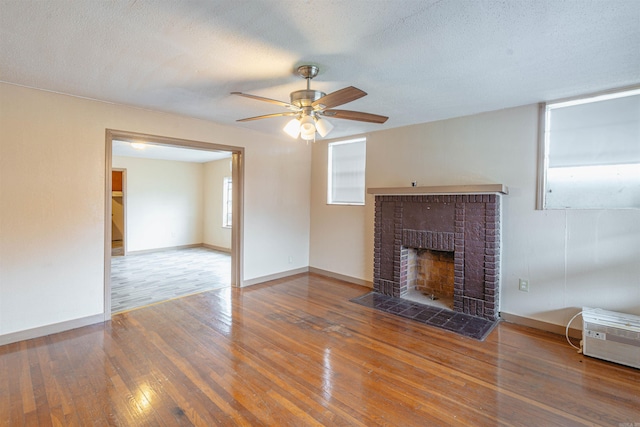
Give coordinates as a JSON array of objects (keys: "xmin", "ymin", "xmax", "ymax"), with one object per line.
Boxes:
[
  {"xmin": 301, "ymin": 131, "xmax": 316, "ymax": 142},
  {"xmin": 315, "ymin": 117, "xmax": 334, "ymax": 137},
  {"xmin": 301, "ymin": 130, "xmax": 316, "ymax": 141},
  {"xmin": 299, "ymin": 115, "xmax": 315, "ymax": 135},
  {"xmin": 283, "ymin": 118, "xmax": 301, "ymax": 138}
]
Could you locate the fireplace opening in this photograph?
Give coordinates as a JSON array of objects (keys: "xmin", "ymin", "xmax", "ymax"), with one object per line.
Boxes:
[{"xmin": 402, "ymin": 248, "xmax": 454, "ymax": 310}]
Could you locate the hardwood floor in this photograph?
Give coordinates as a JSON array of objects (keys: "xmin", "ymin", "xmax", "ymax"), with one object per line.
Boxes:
[{"xmin": 1, "ymin": 273, "xmax": 639, "ymax": 426}]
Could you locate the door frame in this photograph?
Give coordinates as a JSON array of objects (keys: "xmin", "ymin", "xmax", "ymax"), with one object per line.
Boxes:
[{"xmin": 104, "ymin": 129, "xmax": 245, "ymax": 320}]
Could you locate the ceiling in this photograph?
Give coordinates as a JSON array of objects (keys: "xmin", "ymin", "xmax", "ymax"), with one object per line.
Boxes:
[
  {"xmin": 112, "ymin": 140, "xmax": 231, "ymax": 163},
  {"xmin": 1, "ymin": 1, "xmax": 639, "ymax": 141}
]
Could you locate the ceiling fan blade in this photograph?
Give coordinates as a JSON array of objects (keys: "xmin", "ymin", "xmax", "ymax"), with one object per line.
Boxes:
[
  {"xmin": 236, "ymin": 112, "xmax": 298, "ymax": 122},
  {"xmin": 312, "ymin": 86, "xmax": 367, "ymax": 109},
  {"xmin": 322, "ymin": 109, "xmax": 389, "ymax": 124},
  {"xmin": 231, "ymin": 92, "xmax": 295, "ymax": 109}
]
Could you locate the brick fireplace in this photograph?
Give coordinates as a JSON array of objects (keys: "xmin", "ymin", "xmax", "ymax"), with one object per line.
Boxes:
[{"xmin": 370, "ymin": 185, "xmax": 506, "ymax": 321}]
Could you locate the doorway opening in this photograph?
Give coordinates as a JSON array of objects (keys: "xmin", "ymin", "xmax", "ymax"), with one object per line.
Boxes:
[
  {"xmin": 111, "ymin": 169, "xmax": 126, "ymax": 256},
  {"xmin": 104, "ymin": 129, "xmax": 244, "ymax": 319}
]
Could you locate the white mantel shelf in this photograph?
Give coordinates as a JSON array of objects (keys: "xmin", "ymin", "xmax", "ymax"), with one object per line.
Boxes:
[{"xmin": 367, "ymin": 184, "xmax": 509, "ymax": 196}]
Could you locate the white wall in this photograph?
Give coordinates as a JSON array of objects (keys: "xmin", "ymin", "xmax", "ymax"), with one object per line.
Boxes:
[
  {"xmin": 244, "ymin": 142, "xmax": 311, "ymax": 275},
  {"xmin": 203, "ymin": 158, "xmax": 232, "ymax": 250},
  {"xmin": 0, "ymin": 82, "xmax": 311, "ymax": 337},
  {"xmin": 4, "ymin": 79, "xmax": 634, "ymax": 339},
  {"xmin": 310, "ymin": 104, "xmax": 640, "ymax": 328},
  {"xmin": 112, "ymin": 156, "xmax": 204, "ymax": 252},
  {"xmin": 111, "ymin": 156, "xmax": 236, "ymax": 253}
]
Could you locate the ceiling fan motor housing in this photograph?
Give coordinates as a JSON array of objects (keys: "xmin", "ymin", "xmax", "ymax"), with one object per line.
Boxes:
[{"xmin": 290, "ymin": 89, "xmax": 326, "ymax": 108}]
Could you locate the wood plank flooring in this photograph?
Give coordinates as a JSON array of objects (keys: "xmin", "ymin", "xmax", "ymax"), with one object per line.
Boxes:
[{"xmin": 1, "ymin": 273, "xmax": 639, "ymax": 426}]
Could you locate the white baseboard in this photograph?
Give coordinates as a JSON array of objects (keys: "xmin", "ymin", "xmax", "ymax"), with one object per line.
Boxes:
[
  {"xmin": 500, "ymin": 312, "xmax": 582, "ymax": 339},
  {"xmin": 308, "ymin": 267, "xmax": 373, "ymax": 288},
  {"xmin": 126, "ymin": 243, "xmax": 202, "ymax": 255},
  {"xmin": 202, "ymin": 243, "xmax": 231, "ymax": 253},
  {"xmin": 0, "ymin": 313, "xmax": 105, "ymax": 346},
  {"xmin": 242, "ymin": 267, "xmax": 309, "ymax": 287},
  {"xmin": 127, "ymin": 243, "xmax": 231, "ymax": 256}
]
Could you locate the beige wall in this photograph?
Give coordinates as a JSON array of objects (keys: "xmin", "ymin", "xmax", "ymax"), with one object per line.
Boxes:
[
  {"xmin": 0, "ymin": 82, "xmax": 311, "ymax": 337},
  {"xmin": 111, "ymin": 156, "xmax": 235, "ymax": 253},
  {"xmin": 310, "ymin": 104, "xmax": 640, "ymax": 328},
  {"xmin": 112, "ymin": 156, "xmax": 205, "ymax": 252},
  {"xmin": 204, "ymin": 158, "xmax": 233, "ymax": 250},
  {"xmin": 3, "ymin": 80, "xmax": 637, "ymax": 339}
]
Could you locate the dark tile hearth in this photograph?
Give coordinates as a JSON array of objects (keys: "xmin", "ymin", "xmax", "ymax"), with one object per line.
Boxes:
[{"xmin": 350, "ymin": 292, "xmax": 498, "ymax": 341}]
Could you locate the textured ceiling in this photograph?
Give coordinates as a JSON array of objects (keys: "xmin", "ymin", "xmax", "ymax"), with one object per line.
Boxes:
[
  {"xmin": 112, "ymin": 140, "xmax": 231, "ymax": 162},
  {"xmin": 1, "ymin": 0, "xmax": 639, "ymax": 140}
]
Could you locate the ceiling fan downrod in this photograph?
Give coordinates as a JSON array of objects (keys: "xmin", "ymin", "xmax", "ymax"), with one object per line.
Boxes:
[
  {"xmin": 290, "ymin": 65, "xmax": 325, "ymax": 109},
  {"xmin": 296, "ymin": 65, "xmax": 319, "ymax": 90}
]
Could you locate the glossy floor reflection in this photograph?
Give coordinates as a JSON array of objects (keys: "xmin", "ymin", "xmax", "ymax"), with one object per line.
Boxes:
[{"xmin": 2, "ymin": 273, "xmax": 639, "ymax": 426}]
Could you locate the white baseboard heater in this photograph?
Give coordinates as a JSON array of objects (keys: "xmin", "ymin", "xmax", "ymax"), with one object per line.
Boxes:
[{"xmin": 582, "ymin": 307, "xmax": 640, "ymax": 369}]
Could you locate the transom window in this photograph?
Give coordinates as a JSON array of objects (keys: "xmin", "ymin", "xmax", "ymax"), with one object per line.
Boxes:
[{"xmin": 539, "ymin": 87, "xmax": 640, "ymax": 209}]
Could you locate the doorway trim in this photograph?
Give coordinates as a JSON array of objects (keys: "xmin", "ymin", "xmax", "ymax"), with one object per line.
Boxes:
[{"xmin": 104, "ymin": 129, "xmax": 245, "ymax": 320}]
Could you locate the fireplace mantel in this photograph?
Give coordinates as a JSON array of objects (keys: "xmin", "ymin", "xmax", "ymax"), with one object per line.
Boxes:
[{"xmin": 367, "ymin": 184, "xmax": 508, "ymax": 196}]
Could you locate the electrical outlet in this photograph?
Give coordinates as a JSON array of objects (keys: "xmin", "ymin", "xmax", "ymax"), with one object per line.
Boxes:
[
  {"xmin": 518, "ymin": 279, "xmax": 529, "ymax": 292},
  {"xmin": 288, "ymin": 256, "xmax": 293, "ymax": 264}
]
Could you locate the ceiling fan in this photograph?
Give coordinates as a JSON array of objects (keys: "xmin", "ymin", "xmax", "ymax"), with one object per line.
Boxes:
[{"xmin": 231, "ymin": 65, "xmax": 388, "ymax": 141}]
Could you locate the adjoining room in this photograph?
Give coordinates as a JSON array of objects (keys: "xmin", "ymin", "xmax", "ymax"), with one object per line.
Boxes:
[{"xmin": 108, "ymin": 139, "xmax": 235, "ymax": 313}]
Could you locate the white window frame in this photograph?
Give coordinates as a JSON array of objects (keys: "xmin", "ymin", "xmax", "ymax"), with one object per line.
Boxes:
[
  {"xmin": 327, "ymin": 137, "xmax": 366, "ymax": 205},
  {"xmin": 537, "ymin": 86, "xmax": 640, "ymax": 210},
  {"xmin": 223, "ymin": 176, "xmax": 232, "ymax": 227}
]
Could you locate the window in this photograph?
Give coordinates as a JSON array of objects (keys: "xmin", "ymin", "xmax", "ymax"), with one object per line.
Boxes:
[
  {"xmin": 539, "ymin": 87, "xmax": 640, "ymax": 209},
  {"xmin": 328, "ymin": 138, "xmax": 366, "ymax": 205},
  {"xmin": 223, "ymin": 176, "xmax": 232, "ymax": 227}
]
